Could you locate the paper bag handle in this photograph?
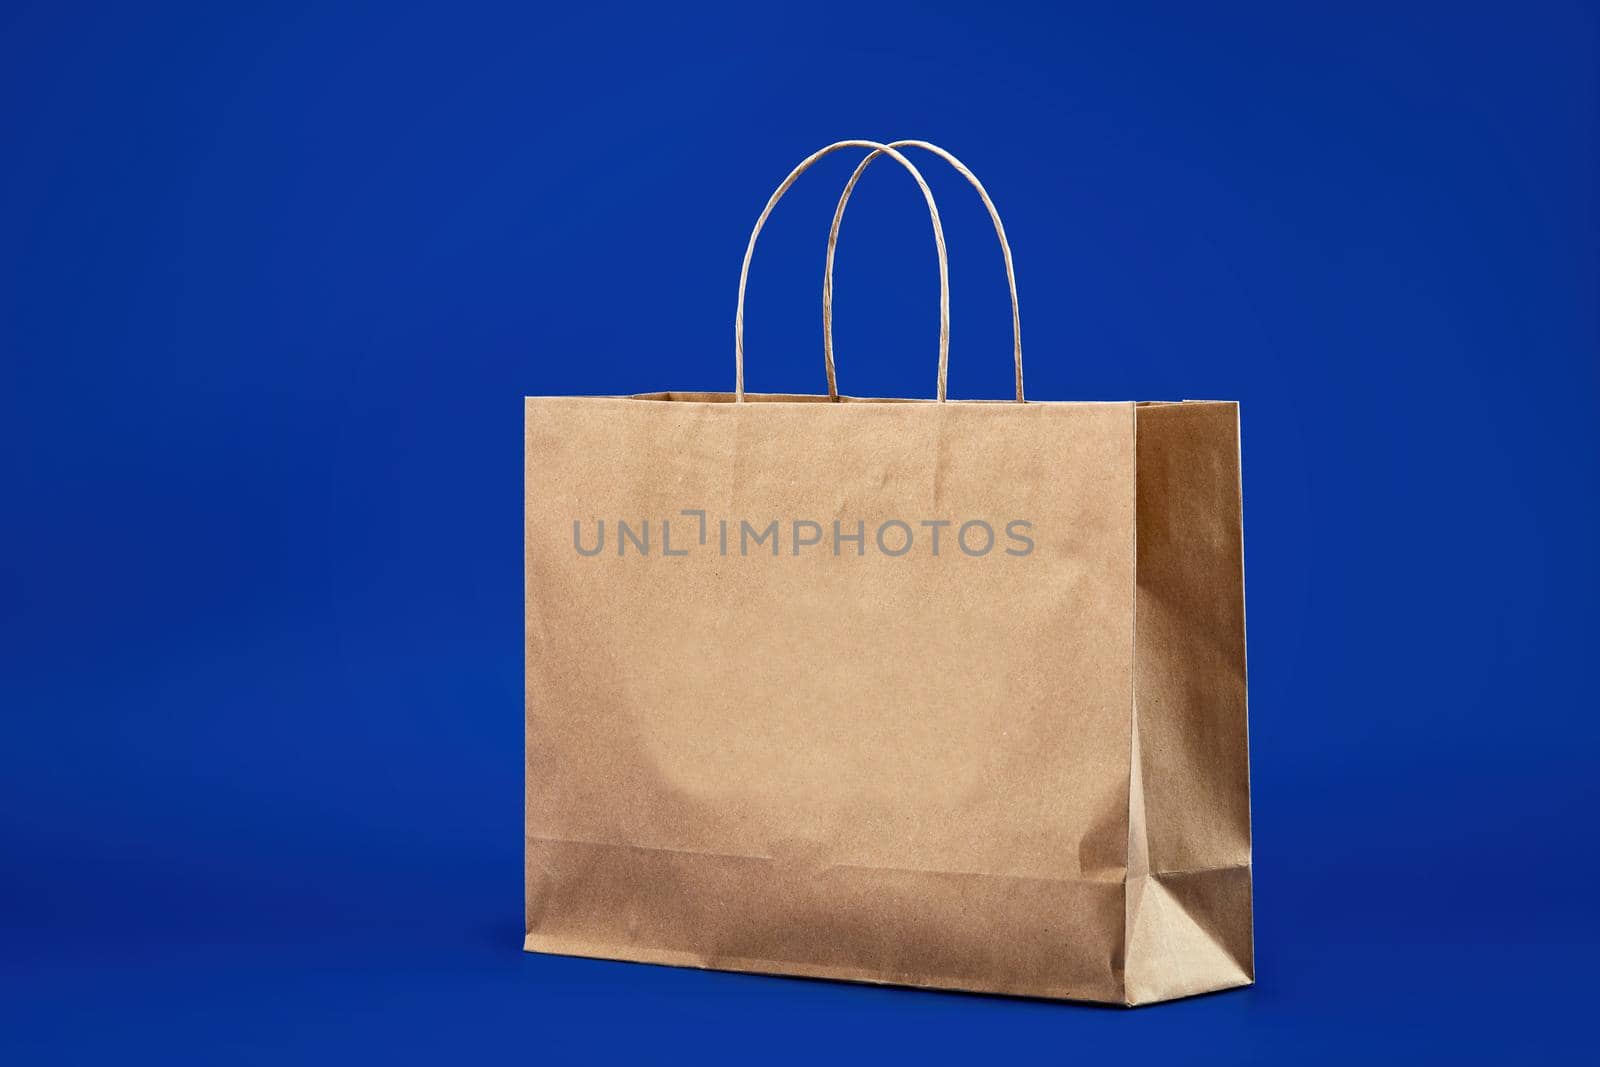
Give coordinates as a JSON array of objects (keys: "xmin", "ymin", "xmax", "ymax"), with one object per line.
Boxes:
[
  {"xmin": 735, "ymin": 141, "xmax": 948, "ymax": 403},
  {"xmin": 823, "ymin": 141, "xmax": 1024, "ymax": 403}
]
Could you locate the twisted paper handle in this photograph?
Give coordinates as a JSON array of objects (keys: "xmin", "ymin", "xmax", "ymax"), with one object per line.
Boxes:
[
  {"xmin": 824, "ymin": 141, "xmax": 1024, "ymax": 402},
  {"xmin": 735, "ymin": 141, "xmax": 947, "ymax": 402}
]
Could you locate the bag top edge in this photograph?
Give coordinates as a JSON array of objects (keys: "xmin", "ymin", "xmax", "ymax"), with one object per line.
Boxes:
[{"xmin": 523, "ymin": 393, "xmax": 1235, "ymax": 407}]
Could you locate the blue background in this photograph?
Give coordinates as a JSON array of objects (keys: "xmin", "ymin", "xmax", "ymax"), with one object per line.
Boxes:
[{"xmin": 3, "ymin": 1, "xmax": 1595, "ymax": 1061}]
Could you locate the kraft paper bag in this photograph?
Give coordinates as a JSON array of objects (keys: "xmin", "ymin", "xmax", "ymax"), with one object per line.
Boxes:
[{"xmin": 524, "ymin": 140, "xmax": 1252, "ymax": 1006}]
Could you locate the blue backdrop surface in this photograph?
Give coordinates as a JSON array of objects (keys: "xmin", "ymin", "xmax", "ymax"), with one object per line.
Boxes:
[{"xmin": 2, "ymin": 1, "xmax": 1596, "ymax": 1061}]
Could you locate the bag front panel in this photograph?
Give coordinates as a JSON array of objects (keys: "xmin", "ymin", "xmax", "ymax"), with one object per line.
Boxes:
[{"xmin": 524, "ymin": 395, "xmax": 1138, "ymax": 999}]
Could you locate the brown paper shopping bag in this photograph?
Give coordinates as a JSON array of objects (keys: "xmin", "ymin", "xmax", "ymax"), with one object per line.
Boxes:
[{"xmin": 524, "ymin": 140, "xmax": 1252, "ymax": 1006}]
